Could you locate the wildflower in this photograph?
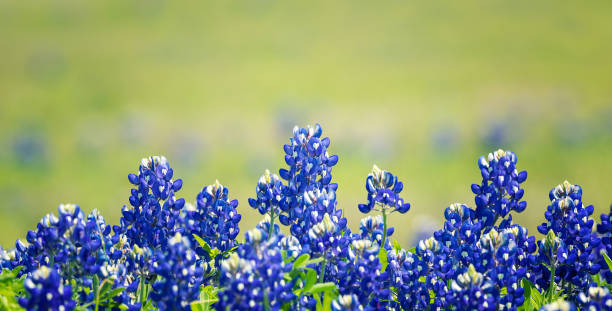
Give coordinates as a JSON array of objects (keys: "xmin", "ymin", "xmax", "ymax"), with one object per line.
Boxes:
[
  {"xmin": 277, "ymin": 124, "xmax": 341, "ymax": 243},
  {"xmin": 539, "ymin": 300, "xmax": 577, "ymax": 311},
  {"xmin": 332, "ymin": 294, "xmax": 364, "ymax": 311},
  {"xmin": 535, "ymin": 181, "xmax": 601, "ymax": 296},
  {"xmin": 358, "ymin": 165, "xmax": 410, "ymax": 214},
  {"xmin": 18, "ymin": 266, "xmax": 76, "ymax": 311},
  {"xmin": 121, "ymin": 156, "xmax": 185, "ymax": 249},
  {"xmin": 150, "ymin": 233, "xmax": 204, "ymax": 311},
  {"xmin": 471, "ymin": 149, "xmax": 527, "ymax": 227},
  {"xmin": 577, "ymin": 286, "xmax": 612, "ymax": 310},
  {"xmin": 184, "ymin": 180, "xmax": 241, "ymax": 260},
  {"xmin": 217, "ymin": 226, "xmax": 295, "ymax": 310}
]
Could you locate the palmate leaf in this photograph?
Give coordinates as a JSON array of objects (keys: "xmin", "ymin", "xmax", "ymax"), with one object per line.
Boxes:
[
  {"xmin": 191, "ymin": 285, "xmax": 219, "ymax": 311},
  {"xmin": 518, "ymin": 278, "xmax": 543, "ymax": 311}
]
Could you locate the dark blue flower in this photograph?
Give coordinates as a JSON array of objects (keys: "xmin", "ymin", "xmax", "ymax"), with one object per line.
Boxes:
[
  {"xmin": 184, "ymin": 180, "xmax": 241, "ymax": 260},
  {"xmin": 596, "ymin": 205, "xmax": 612, "ymax": 282},
  {"xmin": 471, "ymin": 149, "xmax": 527, "ymax": 227},
  {"xmin": 120, "ymin": 156, "xmax": 185, "ymax": 250},
  {"xmin": 277, "ymin": 124, "xmax": 341, "ymax": 243},
  {"xmin": 577, "ymin": 287, "xmax": 612, "ymax": 310},
  {"xmin": 332, "ymin": 294, "xmax": 364, "ymax": 311},
  {"xmin": 19, "ymin": 266, "xmax": 76, "ymax": 311},
  {"xmin": 217, "ymin": 226, "xmax": 295, "ymax": 310},
  {"xmin": 535, "ymin": 181, "xmax": 601, "ymax": 296},
  {"xmin": 358, "ymin": 165, "xmax": 410, "ymax": 214},
  {"xmin": 150, "ymin": 233, "xmax": 205, "ymax": 311}
]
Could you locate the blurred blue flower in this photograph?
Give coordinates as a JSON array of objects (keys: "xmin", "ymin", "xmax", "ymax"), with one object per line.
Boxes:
[{"xmin": 19, "ymin": 266, "xmax": 76, "ymax": 311}]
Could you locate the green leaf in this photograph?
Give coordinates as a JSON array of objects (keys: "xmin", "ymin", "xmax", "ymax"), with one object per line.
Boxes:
[
  {"xmin": 221, "ymin": 246, "xmax": 238, "ymax": 257},
  {"xmin": 379, "ymin": 247, "xmax": 388, "ymax": 272},
  {"xmin": 99, "ymin": 279, "xmax": 113, "ymax": 296},
  {"xmin": 306, "ymin": 282, "xmax": 337, "ymax": 295},
  {"xmin": 392, "ymin": 239, "xmax": 402, "ymax": 253},
  {"xmin": 602, "ymin": 251, "xmax": 612, "ymax": 272},
  {"xmin": 303, "ymin": 258, "xmax": 324, "ymax": 266},
  {"xmin": 303, "ymin": 268, "xmax": 317, "ymax": 293},
  {"xmin": 531, "ymin": 285, "xmax": 543, "ymax": 307},
  {"xmin": 193, "ymin": 234, "xmax": 212, "ymax": 253},
  {"xmin": 407, "ymin": 247, "xmax": 416, "ymax": 254},
  {"xmin": 191, "ymin": 285, "xmax": 219, "ymax": 311},
  {"xmin": 520, "ymin": 278, "xmax": 541, "ymax": 310},
  {"xmin": 321, "ymin": 289, "xmax": 337, "ymax": 311},
  {"xmin": 100, "ymin": 287, "xmax": 125, "ymax": 301},
  {"xmin": 293, "ymin": 254, "xmax": 310, "ymax": 270}
]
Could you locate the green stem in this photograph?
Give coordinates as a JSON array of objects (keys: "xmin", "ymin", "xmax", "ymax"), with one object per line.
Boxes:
[
  {"xmin": 381, "ymin": 209, "xmax": 388, "ymax": 249},
  {"xmin": 318, "ymin": 258, "xmax": 328, "ymax": 305},
  {"xmin": 547, "ymin": 264, "xmax": 556, "ymax": 301},
  {"xmin": 139, "ymin": 277, "xmax": 147, "ymax": 307},
  {"xmin": 263, "ymin": 289, "xmax": 271, "ymax": 311},
  {"xmin": 268, "ymin": 209, "xmax": 275, "ymax": 240},
  {"xmin": 320, "ymin": 259, "xmax": 327, "ymax": 283}
]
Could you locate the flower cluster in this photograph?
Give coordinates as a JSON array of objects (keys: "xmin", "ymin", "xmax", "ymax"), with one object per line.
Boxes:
[
  {"xmin": 217, "ymin": 224, "xmax": 295, "ymax": 310},
  {"xmin": 150, "ymin": 233, "xmax": 204, "ymax": 310},
  {"xmin": 1, "ymin": 124, "xmax": 611, "ymax": 311},
  {"xmin": 276, "ymin": 124, "xmax": 343, "ymax": 243},
  {"xmin": 19, "ymin": 266, "xmax": 76, "ymax": 311},
  {"xmin": 535, "ymin": 181, "xmax": 601, "ymax": 296},
  {"xmin": 596, "ymin": 205, "xmax": 612, "ymax": 282},
  {"xmin": 121, "ymin": 156, "xmax": 185, "ymax": 249},
  {"xmin": 358, "ymin": 165, "xmax": 411, "ymax": 214},
  {"xmin": 471, "ymin": 149, "xmax": 527, "ymax": 227},
  {"xmin": 184, "ymin": 180, "xmax": 241, "ymax": 260},
  {"xmin": 249, "ymin": 170, "xmax": 285, "ymax": 217}
]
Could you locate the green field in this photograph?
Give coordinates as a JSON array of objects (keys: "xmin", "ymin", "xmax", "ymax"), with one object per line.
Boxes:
[{"xmin": 1, "ymin": 1, "xmax": 611, "ymax": 247}]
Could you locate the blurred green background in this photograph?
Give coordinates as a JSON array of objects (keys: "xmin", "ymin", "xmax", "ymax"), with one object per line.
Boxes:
[{"xmin": 1, "ymin": 1, "xmax": 611, "ymax": 247}]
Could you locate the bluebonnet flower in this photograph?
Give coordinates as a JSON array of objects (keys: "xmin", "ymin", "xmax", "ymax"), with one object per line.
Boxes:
[
  {"xmin": 184, "ymin": 180, "xmax": 241, "ymax": 259},
  {"xmin": 0, "ymin": 246, "xmax": 20, "ymax": 269},
  {"xmin": 277, "ymin": 124, "xmax": 341, "ymax": 243},
  {"xmin": 417, "ymin": 202, "xmax": 535, "ymax": 310},
  {"xmin": 539, "ymin": 300, "xmax": 577, "ymax": 311},
  {"xmin": 306, "ymin": 213, "xmax": 349, "ymax": 261},
  {"xmin": 150, "ymin": 233, "xmax": 204, "ymax": 311},
  {"xmin": 357, "ymin": 215, "xmax": 394, "ymax": 249},
  {"xmin": 17, "ymin": 204, "xmax": 84, "ymax": 272},
  {"xmin": 335, "ymin": 239, "xmax": 389, "ymax": 310},
  {"xmin": 448, "ymin": 264, "xmax": 497, "ymax": 311},
  {"xmin": 18, "ymin": 266, "xmax": 76, "ymax": 311},
  {"xmin": 332, "ymin": 294, "xmax": 364, "ymax": 311},
  {"xmin": 357, "ymin": 165, "xmax": 410, "ymax": 254},
  {"xmin": 596, "ymin": 205, "xmax": 612, "ymax": 282},
  {"xmin": 121, "ymin": 156, "xmax": 185, "ymax": 249},
  {"xmin": 279, "ymin": 235, "xmax": 302, "ymax": 259},
  {"xmin": 358, "ymin": 165, "xmax": 410, "ymax": 215},
  {"xmin": 386, "ymin": 248, "xmax": 429, "ymax": 310},
  {"xmin": 475, "ymin": 227, "xmax": 528, "ymax": 309},
  {"xmin": 298, "ymin": 187, "xmax": 347, "ymax": 244},
  {"xmin": 217, "ymin": 226, "xmax": 295, "ymax": 310},
  {"xmin": 536, "ymin": 181, "xmax": 601, "ymax": 295},
  {"xmin": 471, "ymin": 149, "xmax": 527, "ymax": 227},
  {"xmin": 577, "ymin": 287, "xmax": 612, "ymax": 310},
  {"xmin": 248, "ymin": 170, "xmax": 285, "ymax": 227}
]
